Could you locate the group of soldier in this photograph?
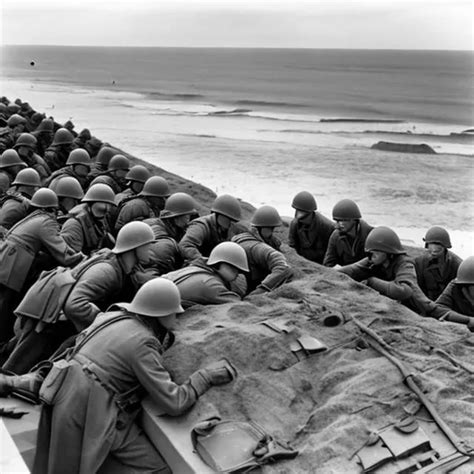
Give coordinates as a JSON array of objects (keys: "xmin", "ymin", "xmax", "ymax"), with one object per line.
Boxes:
[{"xmin": 0, "ymin": 96, "xmax": 472, "ymax": 474}]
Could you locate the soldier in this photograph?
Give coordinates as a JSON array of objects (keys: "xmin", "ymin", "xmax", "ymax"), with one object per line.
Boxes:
[
  {"xmin": 145, "ymin": 192, "xmax": 199, "ymax": 275},
  {"xmin": 72, "ymin": 128, "xmax": 91, "ymax": 149},
  {"xmin": 114, "ymin": 176, "xmax": 170, "ymax": 233},
  {"xmin": 0, "ymin": 168, "xmax": 41, "ymax": 233},
  {"xmin": 45, "ymin": 148, "xmax": 91, "ymax": 190},
  {"xmin": 163, "ymin": 242, "xmax": 248, "ymax": 307},
  {"xmin": 179, "ymin": 194, "xmax": 242, "ymax": 264},
  {"xmin": 63, "ymin": 119, "xmax": 78, "ymax": 138},
  {"xmin": 323, "ymin": 199, "xmax": 374, "ymax": 268},
  {"xmin": 0, "ymin": 278, "xmax": 236, "ymax": 474},
  {"xmin": 338, "ymin": 226, "xmax": 433, "ymax": 315},
  {"xmin": 3, "ymin": 221, "xmax": 157, "ymax": 374},
  {"xmin": 0, "ymin": 149, "xmax": 27, "ymax": 188},
  {"xmin": 288, "ymin": 191, "xmax": 335, "ymax": 264},
  {"xmin": 0, "ymin": 173, "xmax": 9, "ymax": 197},
  {"xmin": 0, "ymin": 114, "xmax": 27, "ymax": 153},
  {"xmin": 60, "ymin": 183, "xmax": 116, "ymax": 255},
  {"xmin": 114, "ymin": 164, "xmax": 151, "ymax": 205},
  {"xmin": 428, "ymin": 256, "xmax": 474, "ymax": 331},
  {"xmin": 13, "ymin": 132, "xmax": 51, "ymax": 182},
  {"xmin": 232, "ymin": 206, "xmax": 293, "ymax": 296},
  {"xmin": 44, "ymin": 127, "xmax": 75, "ymax": 172},
  {"xmin": 0, "ymin": 188, "xmax": 83, "ymax": 343},
  {"xmin": 32, "ymin": 118, "xmax": 54, "ymax": 158},
  {"xmin": 86, "ymin": 145, "xmax": 118, "ymax": 183},
  {"xmin": 83, "ymin": 136, "xmax": 103, "ymax": 160},
  {"xmin": 52, "ymin": 177, "xmax": 85, "ymax": 224},
  {"xmin": 89, "ymin": 154, "xmax": 130, "ymax": 194},
  {"xmin": 414, "ymin": 226, "xmax": 462, "ymax": 301}
]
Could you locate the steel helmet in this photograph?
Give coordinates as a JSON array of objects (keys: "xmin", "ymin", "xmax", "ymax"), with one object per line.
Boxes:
[
  {"xmin": 126, "ymin": 165, "xmax": 151, "ymax": 184},
  {"xmin": 52, "ymin": 128, "xmax": 74, "ymax": 146},
  {"xmin": 7, "ymin": 114, "xmax": 27, "ymax": 127},
  {"xmin": 66, "ymin": 148, "xmax": 91, "ymax": 167},
  {"xmin": 0, "ymin": 149, "xmax": 27, "ymax": 169},
  {"xmin": 332, "ymin": 199, "xmax": 362, "ymax": 220},
  {"xmin": 53, "ymin": 176, "xmax": 84, "ymax": 200},
  {"xmin": 96, "ymin": 146, "xmax": 118, "ymax": 166},
  {"xmin": 35, "ymin": 118, "xmax": 54, "ymax": 133},
  {"xmin": 119, "ymin": 277, "xmax": 184, "ymax": 317},
  {"xmin": 251, "ymin": 205, "xmax": 282, "ymax": 227},
  {"xmin": 112, "ymin": 221, "xmax": 155, "ymax": 254},
  {"xmin": 141, "ymin": 176, "xmax": 170, "ymax": 198},
  {"xmin": 423, "ymin": 226, "xmax": 452, "ymax": 249},
  {"xmin": 82, "ymin": 183, "xmax": 116, "ymax": 205},
  {"xmin": 207, "ymin": 242, "xmax": 249, "ymax": 272},
  {"xmin": 365, "ymin": 226, "xmax": 405, "ymax": 255},
  {"xmin": 14, "ymin": 133, "xmax": 37, "ymax": 150},
  {"xmin": 30, "ymin": 188, "xmax": 59, "ymax": 208},
  {"xmin": 12, "ymin": 168, "xmax": 41, "ymax": 187},
  {"xmin": 211, "ymin": 194, "xmax": 241, "ymax": 222},
  {"xmin": 292, "ymin": 191, "xmax": 317, "ymax": 212},
  {"xmin": 108, "ymin": 154, "xmax": 130, "ymax": 172},
  {"xmin": 7, "ymin": 104, "xmax": 21, "ymax": 114},
  {"xmin": 0, "ymin": 103, "xmax": 6, "ymax": 113},
  {"xmin": 455, "ymin": 256, "xmax": 474, "ymax": 285},
  {"xmin": 160, "ymin": 192, "xmax": 198, "ymax": 219}
]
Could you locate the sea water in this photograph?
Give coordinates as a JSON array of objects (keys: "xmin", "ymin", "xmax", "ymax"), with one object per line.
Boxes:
[{"xmin": 1, "ymin": 46, "xmax": 473, "ymax": 256}]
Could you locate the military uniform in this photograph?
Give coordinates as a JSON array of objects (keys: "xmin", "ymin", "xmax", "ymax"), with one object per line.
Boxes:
[
  {"xmin": 34, "ymin": 311, "xmax": 200, "ymax": 474},
  {"xmin": 46, "ymin": 166, "xmax": 88, "ymax": 190},
  {"xmin": 428, "ymin": 281, "xmax": 474, "ymax": 325},
  {"xmin": 44, "ymin": 144, "xmax": 73, "ymax": 172},
  {"xmin": 288, "ymin": 212, "xmax": 335, "ymax": 264},
  {"xmin": 163, "ymin": 263, "xmax": 241, "ymax": 307},
  {"xmin": 0, "ymin": 191, "xmax": 31, "ymax": 232},
  {"xmin": 89, "ymin": 173, "xmax": 126, "ymax": 194},
  {"xmin": 115, "ymin": 196, "xmax": 159, "ymax": 233},
  {"xmin": 18, "ymin": 152, "xmax": 51, "ymax": 183},
  {"xmin": 232, "ymin": 230, "xmax": 293, "ymax": 293},
  {"xmin": 60, "ymin": 204, "xmax": 112, "ymax": 255},
  {"xmin": 323, "ymin": 220, "xmax": 373, "ymax": 267},
  {"xmin": 339, "ymin": 255, "xmax": 434, "ymax": 315},
  {"xmin": 144, "ymin": 217, "xmax": 185, "ymax": 275},
  {"xmin": 0, "ymin": 210, "xmax": 81, "ymax": 342},
  {"xmin": 414, "ymin": 250, "xmax": 462, "ymax": 301},
  {"xmin": 179, "ymin": 214, "xmax": 231, "ymax": 263}
]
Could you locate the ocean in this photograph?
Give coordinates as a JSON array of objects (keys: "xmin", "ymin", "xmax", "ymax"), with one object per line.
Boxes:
[{"xmin": 1, "ymin": 45, "xmax": 473, "ymax": 256}]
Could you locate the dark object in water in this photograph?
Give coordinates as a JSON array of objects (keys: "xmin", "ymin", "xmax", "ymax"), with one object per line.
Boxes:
[{"xmin": 371, "ymin": 141, "xmax": 436, "ymax": 154}]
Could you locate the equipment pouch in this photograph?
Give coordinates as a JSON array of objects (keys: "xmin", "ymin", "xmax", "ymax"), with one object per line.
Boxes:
[{"xmin": 39, "ymin": 359, "xmax": 72, "ymax": 405}]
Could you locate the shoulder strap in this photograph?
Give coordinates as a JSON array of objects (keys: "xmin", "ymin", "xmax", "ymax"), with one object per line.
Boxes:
[{"xmin": 70, "ymin": 313, "xmax": 133, "ymax": 359}]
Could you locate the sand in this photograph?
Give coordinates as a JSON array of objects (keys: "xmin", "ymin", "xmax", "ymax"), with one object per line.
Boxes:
[{"xmin": 112, "ymin": 146, "xmax": 474, "ymax": 473}]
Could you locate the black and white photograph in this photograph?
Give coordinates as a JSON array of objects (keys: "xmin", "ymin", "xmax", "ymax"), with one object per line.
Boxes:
[{"xmin": 0, "ymin": 0, "xmax": 473, "ymax": 472}]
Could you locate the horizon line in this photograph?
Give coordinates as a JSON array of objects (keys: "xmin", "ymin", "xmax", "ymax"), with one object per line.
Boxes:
[{"xmin": 2, "ymin": 44, "xmax": 473, "ymax": 53}]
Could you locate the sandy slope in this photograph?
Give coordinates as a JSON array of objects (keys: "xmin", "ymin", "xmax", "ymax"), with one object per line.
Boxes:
[{"xmin": 119, "ymin": 149, "xmax": 473, "ymax": 473}]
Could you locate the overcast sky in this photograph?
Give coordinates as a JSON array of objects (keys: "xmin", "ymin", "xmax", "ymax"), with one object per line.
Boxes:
[{"xmin": 1, "ymin": 0, "xmax": 472, "ymax": 50}]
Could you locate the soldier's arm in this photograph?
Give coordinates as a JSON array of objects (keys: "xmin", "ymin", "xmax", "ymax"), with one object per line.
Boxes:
[
  {"xmin": 338, "ymin": 257, "xmax": 372, "ymax": 281},
  {"xmin": 60, "ymin": 217, "xmax": 85, "ymax": 253},
  {"xmin": 63, "ymin": 262, "xmax": 119, "ymax": 331},
  {"xmin": 178, "ymin": 220, "xmax": 208, "ymax": 262},
  {"xmin": 131, "ymin": 337, "xmax": 198, "ymax": 416},
  {"xmin": 255, "ymin": 244, "xmax": 293, "ymax": 292},
  {"xmin": 366, "ymin": 260, "xmax": 416, "ymax": 301},
  {"xmin": 323, "ymin": 230, "xmax": 338, "ymax": 267}
]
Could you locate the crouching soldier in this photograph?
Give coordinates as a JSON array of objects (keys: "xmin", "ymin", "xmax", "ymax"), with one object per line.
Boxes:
[
  {"xmin": 163, "ymin": 242, "xmax": 248, "ymax": 307},
  {"xmin": 179, "ymin": 194, "xmax": 242, "ymax": 264},
  {"xmin": 0, "ymin": 278, "xmax": 237, "ymax": 474},
  {"xmin": 323, "ymin": 199, "xmax": 373, "ymax": 268},
  {"xmin": 114, "ymin": 176, "xmax": 170, "ymax": 233},
  {"xmin": 3, "ymin": 221, "xmax": 156, "ymax": 374},
  {"xmin": 232, "ymin": 206, "xmax": 293, "ymax": 297},
  {"xmin": 289, "ymin": 191, "xmax": 335, "ymax": 264},
  {"xmin": 60, "ymin": 183, "xmax": 116, "ymax": 255},
  {"xmin": 0, "ymin": 188, "xmax": 83, "ymax": 344},
  {"xmin": 414, "ymin": 226, "xmax": 462, "ymax": 301},
  {"xmin": 338, "ymin": 226, "xmax": 433, "ymax": 315},
  {"xmin": 428, "ymin": 256, "xmax": 474, "ymax": 331},
  {"xmin": 145, "ymin": 192, "xmax": 199, "ymax": 274}
]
